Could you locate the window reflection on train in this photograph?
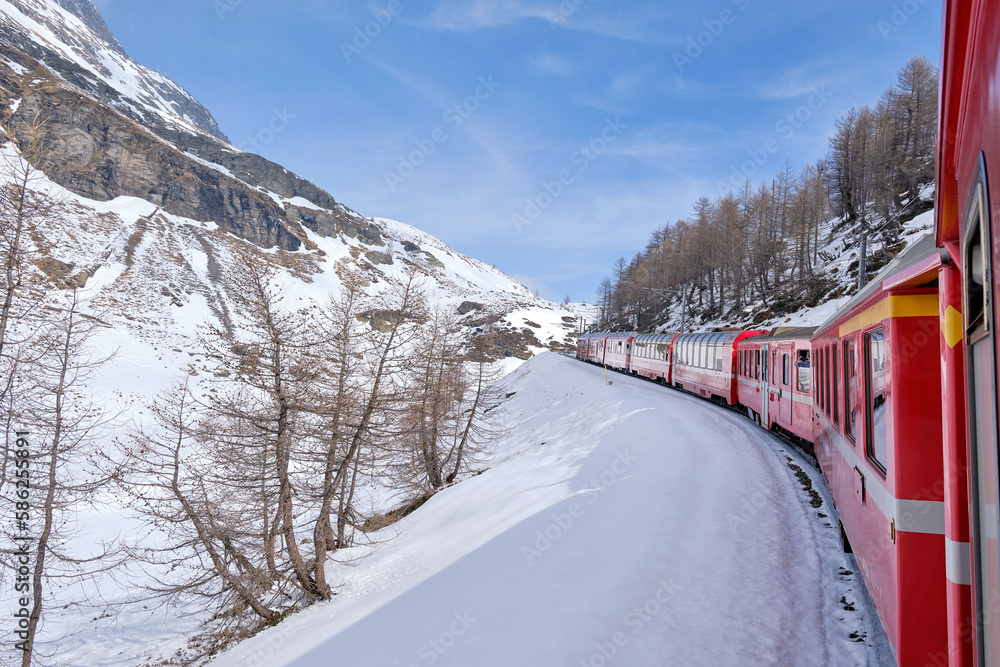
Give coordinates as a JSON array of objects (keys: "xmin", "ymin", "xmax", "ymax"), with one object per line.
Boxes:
[{"xmin": 866, "ymin": 329, "xmax": 888, "ymax": 474}]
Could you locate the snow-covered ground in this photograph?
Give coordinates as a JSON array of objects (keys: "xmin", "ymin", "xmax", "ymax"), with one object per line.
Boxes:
[{"xmin": 210, "ymin": 353, "xmax": 894, "ymax": 667}]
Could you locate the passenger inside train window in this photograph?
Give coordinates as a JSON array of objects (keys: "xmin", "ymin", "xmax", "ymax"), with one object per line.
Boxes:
[{"xmin": 796, "ymin": 350, "xmax": 811, "ymax": 393}]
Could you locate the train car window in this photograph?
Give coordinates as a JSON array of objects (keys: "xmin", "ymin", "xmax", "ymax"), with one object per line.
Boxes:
[
  {"xmin": 824, "ymin": 347, "xmax": 831, "ymax": 413},
  {"xmin": 716, "ymin": 348, "xmax": 724, "ymax": 372},
  {"xmin": 796, "ymin": 350, "xmax": 811, "ymax": 393},
  {"xmin": 844, "ymin": 339, "xmax": 857, "ymax": 442},
  {"xmin": 866, "ymin": 328, "xmax": 888, "ymax": 474},
  {"xmin": 816, "ymin": 348, "xmax": 822, "ymax": 410},
  {"xmin": 755, "ymin": 349, "xmax": 760, "ymax": 379},
  {"xmin": 966, "ymin": 181, "xmax": 989, "ymax": 338},
  {"xmin": 833, "ymin": 345, "xmax": 840, "ymax": 425},
  {"xmin": 782, "ymin": 354, "xmax": 790, "ymax": 385},
  {"xmin": 819, "ymin": 348, "xmax": 826, "ymax": 411},
  {"xmin": 963, "ymin": 159, "xmax": 1000, "ymax": 662}
]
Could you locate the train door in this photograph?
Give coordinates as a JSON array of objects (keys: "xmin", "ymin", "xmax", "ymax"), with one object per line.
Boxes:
[
  {"xmin": 761, "ymin": 343, "xmax": 770, "ymax": 425},
  {"xmin": 964, "ymin": 162, "xmax": 1000, "ymax": 665},
  {"xmin": 779, "ymin": 347, "xmax": 792, "ymax": 424}
]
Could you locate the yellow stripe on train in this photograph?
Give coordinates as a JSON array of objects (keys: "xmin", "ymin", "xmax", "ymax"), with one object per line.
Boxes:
[{"xmin": 838, "ymin": 294, "xmax": 939, "ymax": 338}]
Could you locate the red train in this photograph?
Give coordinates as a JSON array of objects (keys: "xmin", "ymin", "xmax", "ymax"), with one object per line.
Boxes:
[
  {"xmin": 575, "ymin": 234, "xmax": 952, "ymax": 664},
  {"xmin": 574, "ymin": 3, "xmax": 1000, "ymax": 661}
]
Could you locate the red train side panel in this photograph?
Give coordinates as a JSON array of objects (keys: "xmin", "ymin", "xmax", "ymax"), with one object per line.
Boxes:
[
  {"xmin": 937, "ymin": 1, "xmax": 1000, "ymax": 663},
  {"xmin": 812, "ymin": 236, "xmax": 948, "ymax": 665}
]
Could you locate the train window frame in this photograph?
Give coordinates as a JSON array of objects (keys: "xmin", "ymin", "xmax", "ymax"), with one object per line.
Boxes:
[
  {"xmin": 782, "ymin": 353, "xmax": 790, "ymax": 386},
  {"xmin": 825, "ymin": 345, "xmax": 832, "ymax": 418},
  {"xmin": 833, "ymin": 344, "xmax": 840, "ymax": 426},
  {"xmin": 965, "ymin": 162, "xmax": 991, "ymax": 342},
  {"xmin": 865, "ymin": 327, "xmax": 889, "ymax": 476},
  {"xmin": 962, "ymin": 154, "xmax": 1000, "ymax": 667},
  {"xmin": 796, "ymin": 349, "xmax": 811, "ymax": 394},
  {"xmin": 816, "ymin": 348, "xmax": 823, "ymax": 410},
  {"xmin": 844, "ymin": 338, "xmax": 857, "ymax": 443}
]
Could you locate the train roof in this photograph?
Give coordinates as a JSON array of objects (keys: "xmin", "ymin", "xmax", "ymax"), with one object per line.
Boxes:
[
  {"xmin": 746, "ymin": 327, "xmax": 818, "ymax": 343},
  {"xmin": 634, "ymin": 332, "xmax": 681, "ymax": 343},
  {"xmin": 816, "ymin": 233, "xmax": 945, "ymax": 335},
  {"xmin": 579, "ymin": 331, "xmax": 636, "ymax": 339},
  {"xmin": 675, "ymin": 330, "xmax": 744, "ymax": 345}
]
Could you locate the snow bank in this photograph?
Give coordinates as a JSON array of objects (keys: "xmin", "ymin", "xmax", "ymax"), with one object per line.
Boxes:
[{"xmin": 210, "ymin": 353, "xmax": 891, "ymax": 667}]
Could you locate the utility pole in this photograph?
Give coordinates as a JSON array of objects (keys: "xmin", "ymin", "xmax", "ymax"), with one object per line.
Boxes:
[
  {"xmin": 643, "ymin": 285, "xmax": 688, "ymax": 332},
  {"xmin": 858, "ymin": 218, "xmax": 868, "ymax": 290}
]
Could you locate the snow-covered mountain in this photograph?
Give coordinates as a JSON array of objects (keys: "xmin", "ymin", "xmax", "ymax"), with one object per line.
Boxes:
[
  {"xmin": 0, "ymin": 0, "xmax": 592, "ymax": 360},
  {"xmin": 0, "ymin": 0, "xmax": 226, "ymax": 140}
]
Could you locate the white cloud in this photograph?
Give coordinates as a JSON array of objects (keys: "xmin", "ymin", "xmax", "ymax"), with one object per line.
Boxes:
[
  {"xmin": 415, "ymin": 0, "xmax": 679, "ymax": 44},
  {"xmin": 610, "ymin": 70, "xmax": 642, "ymax": 96},
  {"xmin": 529, "ymin": 52, "xmax": 578, "ymax": 77},
  {"xmin": 416, "ymin": 0, "xmax": 554, "ymax": 32}
]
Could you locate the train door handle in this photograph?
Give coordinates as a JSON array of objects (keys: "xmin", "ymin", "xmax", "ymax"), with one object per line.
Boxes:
[{"xmin": 854, "ymin": 466, "xmax": 866, "ymax": 505}]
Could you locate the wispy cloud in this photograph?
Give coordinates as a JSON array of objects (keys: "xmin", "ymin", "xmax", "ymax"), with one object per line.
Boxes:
[
  {"xmin": 755, "ymin": 59, "xmax": 838, "ymax": 100},
  {"xmin": 529, "ymin": 52, "xmax": 578, "ymax": 77},
  {"xmin": 415, "ymin": 0, "xmax": 554, "ymax": 32},
  {"xmin": 414, "ymin": 0, "xmax": 679, "ymax": 45},
  {"xmin": 610, "ymin": 70, "xmax": 643, "ymax": 96}
]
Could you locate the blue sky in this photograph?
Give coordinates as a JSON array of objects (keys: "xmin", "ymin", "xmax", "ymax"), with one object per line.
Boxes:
[{"xmin": 96, "ymin": 0, "xmax": 942, "ymax": 303}]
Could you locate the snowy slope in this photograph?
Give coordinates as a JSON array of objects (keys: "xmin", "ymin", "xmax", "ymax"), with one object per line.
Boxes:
[
  {"xmin": 1, "ymin": 154, "xmax": 594, "ymax": 364},
  {"xmin": 209, "ymin": 354, "xmax": 893, "ymax": 667}
]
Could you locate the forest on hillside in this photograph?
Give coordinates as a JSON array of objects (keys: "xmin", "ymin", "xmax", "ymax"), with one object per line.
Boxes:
[{"xmin": 595, "ymin": 56, "xmax": 939, "ymax": 332}]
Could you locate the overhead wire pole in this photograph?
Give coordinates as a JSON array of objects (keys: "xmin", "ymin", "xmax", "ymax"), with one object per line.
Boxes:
[
  {"xmin": 643, "ymin": 285, "xmax": 688, "ymax": 332},
  {"xmin": 858, "ymin": 217, "xmax": 868, "ymax": 290}
]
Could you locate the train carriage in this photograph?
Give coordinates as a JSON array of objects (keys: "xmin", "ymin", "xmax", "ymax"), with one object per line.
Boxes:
[
  {"xmin": 629, "ymin": 332, "xmax": 681, "ymax": 384},
  {"xmin": 602, "ymin": 332, "xmax": 635, "ymax": 372},
  {"xmin": 576, "ymin": 332, "xmax": 605, "ymax": 364},
  {"xmin": 736, "ymin": 328, "xmax": 816, "ymax": 443},
  {"xmin": 672, "ymin": 330, "xmax": 765, "ymax": 405},
  {"xmin": 812, "ymin": 234, "xmax": 949, "ymax": 665}
]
